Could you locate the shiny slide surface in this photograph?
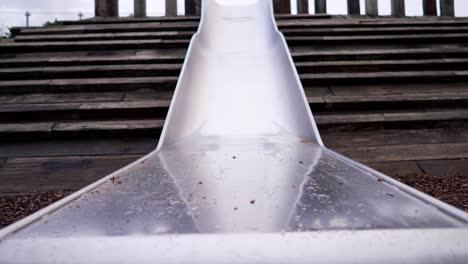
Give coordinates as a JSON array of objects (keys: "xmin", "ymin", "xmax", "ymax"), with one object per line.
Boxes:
[{"xmin": 1, "ymin": 1, "xmax": 467, "ymax": 263}]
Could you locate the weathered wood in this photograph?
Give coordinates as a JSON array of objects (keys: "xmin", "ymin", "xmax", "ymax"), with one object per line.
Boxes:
[
  {"xmin": 0, "ymin": 64, "xmax": 182, "ymax": 81},
  {"xmin": 391, "ymin": 0, "xmax": 405, "ymax": 17},
  {"xmin": 418, "ymin": 159, "xmax": 468, "ymax": 177},
  {"xmin": 0, "ymin": 138, "xmax": 155, "ymax": 158},
  {"xmin": 315, "ymin": 113, "xmax": 386, "ymax": 124},
  {"xmin": 0, "ymin": 77, "xmax": 178, "ymax": 94},
  {"xmin": 0, "ymin": 123, "xmax": 53, "ymax": 139},
  {"xmin": 273, "ymin": 0, "xmax": 291, "ymax": 14},
  {"xmin": 347, "ymin": 0, "xmax": 360, "ymax": 15},
  {"xmin": 440, "ymin": 0, "xmax": 455, "ymax": 17},
  {"xmin": 335, "ymin": 142, "xmax": 468, "ymax": 163},
  {"xmin": 134, "ymin": 0, "xmax": 146, "ymax": 18},
  {"xmin": 95, "ymin": 0, "xmax": 119, "ymax": 17},
  {"xmin": 315, "ymin": 0, "xmax": 327, "ymax": 14},
  {"xmin": 322, "ymin": 128, "xmax": 468, "ymax": 148},
  {"xmin": 297, "ymin": 0, "xmax": 309, "ymax": 14},
  {"xmin": 330, "ymin": 82, "xmax": 468, "ymax": 96},
  {"xmin": 0, "ymin": 155, "xmax": 141, "ymax": 193},
  {"xmin": 0, "ymin": 92, "xmax": 124, "ymax": 105},
  {"xmin": 383, "ymin": 109, "xmax": 468, "ymax": 122},
  {"xmin": 52, "ymin": 120, "xmax": 164, "ymax": 137},
  {"xmin": 365, "ymin": 0, "xmax": 378, "ymax": 16},
  {"xmin": 423, "ymin": 0, "xmax": 437, "ymax": 16},
  {"xmin": 165, "ymin": 0, "xmax": 177, "ymax": 16}
]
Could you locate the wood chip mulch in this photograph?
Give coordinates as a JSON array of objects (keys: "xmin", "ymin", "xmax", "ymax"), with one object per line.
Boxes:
[
  {"xmin": 0, "ymin": 173, "xmax": 466, "ymax": 228},
  {"xmin": 395, "ymin": 173, "xmax": 468, "ymax": 213},
  {"xmin": 0, "ymin": 191, "xmax": 72, "ymax": 228}
]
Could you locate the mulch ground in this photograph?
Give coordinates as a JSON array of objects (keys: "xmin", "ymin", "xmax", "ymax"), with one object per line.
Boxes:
[
  {"xmin": 395, "ymin": 173, "xmax": 468, "ymax": 213},
  {"xmin": 0, "ymin": 174, "xmax": 466, "ymax": 228},
  {"xmin": 0, "ymin": 191, "xmax": 72, "ymax": 228}
]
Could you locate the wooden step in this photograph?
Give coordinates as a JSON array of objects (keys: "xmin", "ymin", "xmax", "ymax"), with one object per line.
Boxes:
[
  {"xmin": 288, "ymin": 33, "xmax": 468, "ymax": 46},
  {"xmin": 0, "ymin": 108, "xmax": 466, "ymax": 140},
  {"xmin": 300, "ymin": 71, "xmax": 468, "ymax": 86},
  {"xmin": 14, "ymin": 31, "xmax": 195, "ymax": 43},
  {"xmin": 4, "ymin": 48, "xmax": 468, "ymax": 69},
  {"xmin": 4, "ymin": 31, "xmax": 468, "ymax": 54},
  {"xmin": 0, "ymin": 77, "xmax": 177, "ymax": 94},
  {"xmin": 1, "ymin": 92, "xmax": 467, "ymax": 121},
  {"xmin": 14, "ymin": 26, "xmax": 468, "ymax": 43},
  {"xmin": 16, "ymin": 19, "xmax": 468, "ymax": 36},
  {"xmin": 0, "ymin": 39, "xmax": 189, "ymax": 54},
  {"xmin": 0, "ymin": 64, "xmax": 183, "ymax": 81},
  {"xmin": 335, "ymin": 142, "xmax": 468, "ymax": 163},
  {"xmin": 2, "ymin": 71, "xmax": 468, "ymax": 94},
  {"xmin": 6, "ymin": 59, "xmax": 468, "ymax": 81},
  {"xmin": 296, "ymin": 59, "xmax": 468, "ymax": 74}
]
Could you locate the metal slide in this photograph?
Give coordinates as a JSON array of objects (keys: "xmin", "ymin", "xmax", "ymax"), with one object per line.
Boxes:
[{"xmin": 1, "ymin": 0, "xmax": 467, "ymax": 263}]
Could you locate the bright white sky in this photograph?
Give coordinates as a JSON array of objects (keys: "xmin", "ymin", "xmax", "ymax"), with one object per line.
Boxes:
[{"xmin": 1, "ymin": 0, "xmax": 467, "ymax": 35}]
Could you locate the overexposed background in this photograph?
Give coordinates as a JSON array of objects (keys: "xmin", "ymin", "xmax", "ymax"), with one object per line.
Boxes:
[{"xmin": 1, "ymin": 0, "xmax": 467, "ymax": 36}]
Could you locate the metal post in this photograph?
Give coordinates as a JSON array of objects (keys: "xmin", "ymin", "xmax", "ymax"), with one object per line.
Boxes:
[
  {"xmin": 195, "ymin": 0, "xmax": 202, "ymax": 16},
  {"xmin": 166, "ymin": 0, "xmax": 177, "ymax": 16},
  {"xmin": 365, "ymin": 0, "xmax": 378, "ymax": 16},
  {"xmin": 347, "ymin": 0, "xmax": 360, "ymax": 15},
  {"xmin": 273, "ymin": 0, "xmax": 291, "ymax": 14},
  {"xmin": 25, "ymin": 12, "xmax": 31, "ymax": 27},
  {"xmin": 185, "ymin": 0, "xmax": 195, "ymax": 15},
  {"xmin": 315, "ymin": 0, "xmax": 327, "ymax": 14},
  {"xmin": 134, "ymin": 0, "xmax": 147, "ymax": 18},
  {"xmin": 78, "ymin": 12, "xmax": 84, "ymax": 20},
  {"xmin": 391, "ymin": 0, "xmax": 405, "ymax": 17},
  {"xmin": 95, "ymin": 0, "xmax": 119, "ymax": 17},
  {"xmin": 440, "ymin": 0, "xmax": 454, "ymax": 17},
  {"xmin": 297, "ymin": 0, "xmax": 309, "ymax": 14},
  {"xmin": 423, "ymin": 0, "xmax": 437, "ymax": 16}
]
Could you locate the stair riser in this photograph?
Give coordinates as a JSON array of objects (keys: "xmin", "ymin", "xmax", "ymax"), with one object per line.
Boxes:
[{"xmin": 1, "ymin": 99, "xmax": 466, "ymax": 122}]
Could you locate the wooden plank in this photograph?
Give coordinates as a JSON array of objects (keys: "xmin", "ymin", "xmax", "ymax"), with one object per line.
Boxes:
[
  {"xmin": 0, "ymin": 77, "xmax": 177, "ymax": 94},
  {"xmin": 365, "ymin": 161, "xmax": 423, "ymax": 177},
  {"xmin": 391, "ymin": 0, "xmax": 405, "ymax": 17},
  {"xmin": 0, "ymin": 123, "xmax": 53, "ymax": 139},
  {"xmin": 0, "ymin": 155, "xmax": 141, "ymax": 193},
  {"xmin": 322, "ymin": 128, "xmax": 468, "ymax": 148},
  {"xmin": 440, "ymin": 0, "xmax": 455, "ymax": 17},
  {"xmin": 297, "ymin": 0, "xmax": 309, "ymax": 14},
  {"xmin": 0, "ymin": 92, "xmax": 124, "ymax": 105},
  {"xmin": 418, "ymin": 159, "xmax": 468, "ymax": 177},
  {"xmin": 14, "ymin": 31, "xmax": 194, "ymax": 42},
  {"xmin": 334, "ymin": 142, "xmax": 468, "ymax": 163},
  {"xmin": 365, "ymin": 0, "xmax": 378, "ymax": 16},
  {"xmin": 383, "ymin": 109, "xmax": 468, "ymax": 122},
  {"xmin": 423, "ymin": 0, "xmax": 437, "ymax": 16},
  {"xmin": 52, "ymin": 119, "xmax": 164, "ymax": 137},
  {"xmin": 330, "ymin": 83, "xmax": 468, "ymax": 96},
  {"xmin": 0, "ymin": 138, "xmax": 155, "ymax": 159},
  {"xmin": 323, "ymin": 93, "xmax": 468, "ymax": 107},
  {"xmin": 314, "ymin": 113, "xmax": 386, "ymax": 124},
  {"xmin": 315, "ymin": 0, "xmax": 327, "ymax": 14},
  {"xmin": 0, "ymin": 64, "xmax": 183, "ymax": 81},
  {"xmin": 288, "ymin": 33, "xmax": 468, "ymax": 45},
  {"xmin": 347, "ymin": 0, "xmax": 361, "ymax": 15},
  {"xmin": 300, "ymin": 71, "xmax": 460, "ymax": 86}
]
